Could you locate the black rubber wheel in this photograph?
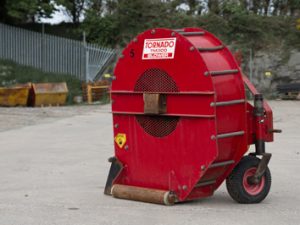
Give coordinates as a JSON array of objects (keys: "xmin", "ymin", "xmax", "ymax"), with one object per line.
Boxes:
[{"xmin": 226, "ymin": 155, "xmax": 271, "ymax": 203}]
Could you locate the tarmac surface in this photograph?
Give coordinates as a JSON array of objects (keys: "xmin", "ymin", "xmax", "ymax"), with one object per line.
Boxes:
[{"xmin": 0, "ymin": 101, "xmax": 299, "ymax": 225}]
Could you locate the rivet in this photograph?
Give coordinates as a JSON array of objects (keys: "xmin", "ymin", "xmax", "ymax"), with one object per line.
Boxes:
[
  {"xmin": 201, "ymin": 165, "xmax": 206, "ymax": 171},
  {"xmin": 124, "ymin": 145, "xmax": 129, "ymax": 150},
  {"xmin": 204, "ymin": 71, "xmax": 210, "ymax": 76},
  {"xmin": 114, "ymin": 123, "xmax": 119, "ymax": 128},
  {"xmin": 119, "ymin": 54, "xmax": 124, "ymax": 59},
  {"xmin": 210, "ymin": 102, "xmax": 215, "ymax": 107},
  {"xmin": 211, "ymin": 135, "xmax": 216, "ymax": 140},
  {"xmin": 171, "ymin": 32, "xmax": 176, "ymax": 36},
  {"xmin": 151, "ymin": 29, "xmax": 156, "ymax": 34},
  {"xmin": 182, "ymin": 185, "xmax": 188, "ymax": 190},
  {"xmin": 133, "ymin": 37, "xmax": 138, "ymax": 43},
  {"xmin": 112, "ymin": 76, "xmax": 116, "ymax": 80},
  {"xmin": 189, "ymin": 46, "xmax": 195, "ymax": 51}
]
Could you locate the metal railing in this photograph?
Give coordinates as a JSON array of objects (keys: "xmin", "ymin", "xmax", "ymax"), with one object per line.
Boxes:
[{"xmin": 0, "ymin": 23, "xmax": 116, "ymax": 81}]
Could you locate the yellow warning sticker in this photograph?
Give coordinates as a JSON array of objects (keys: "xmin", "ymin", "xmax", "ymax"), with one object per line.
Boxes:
[{"xmin": 114, "ymin": 133, "xmax": 126, "ymax": 148}]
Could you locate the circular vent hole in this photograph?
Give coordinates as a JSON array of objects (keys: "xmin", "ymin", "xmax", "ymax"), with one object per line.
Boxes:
[
  {"xmin": 134, "ymin": 68, "xmax": 179, "ymax": 138},
  {"xmin": 136, "ymin": 115, "xmax": 179, "ymax": 138},
  {"xmin": 134, "ymin": 68, "xmax": 178, "ymax": 93}
]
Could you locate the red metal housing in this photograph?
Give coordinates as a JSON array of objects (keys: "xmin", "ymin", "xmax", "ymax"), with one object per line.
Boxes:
[{"xmin": 107, "ymin": 28, "xmax": 275, "ymax": 204}]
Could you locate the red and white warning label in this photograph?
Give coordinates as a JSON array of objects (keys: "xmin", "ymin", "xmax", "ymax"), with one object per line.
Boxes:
[{"xmin": 142, "ymin": 38, "xmax": 176, "ymax": 60}]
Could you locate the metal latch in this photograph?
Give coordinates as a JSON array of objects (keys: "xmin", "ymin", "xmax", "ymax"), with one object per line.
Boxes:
[{"xmin": 143, "ymin": 93, "xmax": 166, "ymax": 114}]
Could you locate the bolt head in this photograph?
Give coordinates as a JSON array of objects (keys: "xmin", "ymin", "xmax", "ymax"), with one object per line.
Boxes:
[
  {"xmin": 189, "ymin": 46, "xmax": 195, "ymax": 51},
  {"xmin": 124, "ymin": 145, "xmax": 129, "ymax": 150}
]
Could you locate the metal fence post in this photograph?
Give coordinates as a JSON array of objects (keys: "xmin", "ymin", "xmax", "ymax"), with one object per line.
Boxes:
[
  {"xmin": 40, "ymin": 23, "xmax": 45, "ymax": 71},
  {"xmin": 83, "ymin": 32, "xmax": 89, "ymax": 82},
  {"xmin": 249, "ymin": 48, "xmax": 253, "ymax": 83}
]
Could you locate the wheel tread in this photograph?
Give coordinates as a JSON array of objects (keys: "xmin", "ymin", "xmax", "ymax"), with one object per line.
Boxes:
[{"xmin": 226, "ymin": 156, "xmax": 272, "ymax": 204}]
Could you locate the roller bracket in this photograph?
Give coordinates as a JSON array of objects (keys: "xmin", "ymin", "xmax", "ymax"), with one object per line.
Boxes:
[
  {"xmin": 247, "ymin": 153, "xmax": 272, "ymax": 185},
  {"xmin": 104, "ymin": 157, "xmax": 123, "ymax": 195}
]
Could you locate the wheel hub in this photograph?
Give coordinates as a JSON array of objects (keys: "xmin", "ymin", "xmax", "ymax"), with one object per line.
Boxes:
[{"xmin": 243, "ymin": 167, "xmax": 265, "ymax": 195}]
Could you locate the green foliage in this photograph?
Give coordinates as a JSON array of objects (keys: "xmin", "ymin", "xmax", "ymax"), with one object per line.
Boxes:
[
  {"xmin": 81, "ymin": 0, "xmax": 300, "ymax": 53},
  {"xmin": 4, "ymin": 0, "xmax": 55, "ymax": 23},
  {"xmin": 221, "ymin": 1, "xmax": 248, "ymax": 17},
  {"xmin": 196, "ymin": 14, "xmax": 229, "ymax": 38},
  {"xmin": 82, "ymin": 0, "xmax": 198, "ymax": 47},
  {"xmin": 82, "ymin": 11, "xmax": 119, "ymax": 47},
  {"xmin": 2, "ymin": 0, "xmax": 300, "ymax": 64},
  {"xmin": 6, "ymin": 0, "xmax": 38, "ymax": 21},
  {"xmin": 0, "ymin": 59, "xmax": 82, "ymax": 104}
]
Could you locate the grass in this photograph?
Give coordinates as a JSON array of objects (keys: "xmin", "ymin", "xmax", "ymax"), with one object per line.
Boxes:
[{"xmin": 0, "ymin": 59, "xmax": 83, "ymax": 105}]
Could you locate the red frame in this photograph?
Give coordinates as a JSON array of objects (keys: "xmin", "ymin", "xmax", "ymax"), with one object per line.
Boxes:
[{"xmin": 109, "ymin": 28, "xmax": 274, "ymax": 202}]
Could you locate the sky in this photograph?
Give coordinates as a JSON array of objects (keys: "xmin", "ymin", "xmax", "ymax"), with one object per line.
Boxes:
[{"xmin": 39, "ymin": 4, "xmax": 73, "ymax": 24}]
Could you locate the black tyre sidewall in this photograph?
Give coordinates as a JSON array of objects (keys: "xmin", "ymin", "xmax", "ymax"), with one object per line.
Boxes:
[{"xmin": 226, "ymin": 156, "xmax": 272, "ymax": 204}]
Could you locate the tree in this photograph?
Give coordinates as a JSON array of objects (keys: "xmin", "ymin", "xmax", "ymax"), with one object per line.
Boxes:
[
  {"xmin": 0, "ymin": 0, "xmax": 9, "ymax": 22},
  {"xmin": 208, "ymin": 0, "xmax": 220, "ymax": 14},
  {"xmin": 263, "ymin": 0, "xmax": 271, "ymax": 15},
  {"xmin": 251, "ymin": 0, "xmax": 261, "ymax": 14},
  {"xmin": 57, "ymin": 0, "xmax": 87, "ymax": 24},
  {"xmin": 186, "ymin": 0, "xmax": 199, "ymax": 15},
  {"xmin": 288, "ymin": 0, "xmax": 300, "ymax": 16},
  {"xmin": 90, "ymin": 0, "xmax": 103, "ymax": 14},
  {"xmin": 2, "ymin": 0, "xmax": 55, "ymax": 23},
  {"xmin": 106, "ymin": 0, "xmax": 118, "ymax": 15}
]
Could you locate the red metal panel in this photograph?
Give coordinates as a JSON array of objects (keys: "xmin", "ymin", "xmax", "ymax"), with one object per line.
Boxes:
[
  {"xmin": 212, "ymin": 75, "xmax": 245, "ymax": 101},
  {"xmin": 184, "ymin": 28, "xmax": 248, "ymax": 197},
  {"xmin": 109, "ymin": 27, "xmax": 273, "ymax": 203},
  {"xmin": 112, "ymin": 31, "xmax": 214, "ymax": 93},
  {"xmin": 113, "ymin": 115, "xmax": 218, "ymax": 200},
  {"xmin": 112, "ymin": 28, "xmax": 220, "ymax": 201},
  {"xmin": 215, "ymin": 104, "xmax": 246, "ymax": 133},
  {"xmin": 201, "ymin": 52, "xmax": 233, "ymax": 71},
  {"xmin": 243, "ymin": 75, "xmax": 274, "ymax": 142}
]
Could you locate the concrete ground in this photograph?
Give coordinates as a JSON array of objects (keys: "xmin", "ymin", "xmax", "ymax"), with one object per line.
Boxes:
[{"xmin": 0, "ymin": 101, "xmax": 299, "ymax": 225}]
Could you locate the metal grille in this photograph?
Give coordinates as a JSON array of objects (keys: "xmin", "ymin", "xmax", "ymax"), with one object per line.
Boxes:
[
  {"xmin": 134, "ymin": 68, "xmax": 179, "ymax": 138},
  {"xmin": 134, "ymin": 68, "xmax": 179, "ymax": 92},
  {"xmin": 136, "ymin": 116, "xmax": 179, "ymax": 137}
]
